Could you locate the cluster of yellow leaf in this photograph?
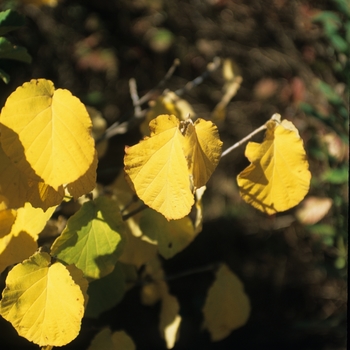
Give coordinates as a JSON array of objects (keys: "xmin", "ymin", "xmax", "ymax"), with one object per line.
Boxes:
[
  {"xmin": 0, "ymin": 78, "xmax": 97, "ymax": 270},
  {"xmin": 237, "ymin": 117, "xmax": 311, "ymax": 214},
  {"xmin": 124, "ymin": 114, "xmax": 223, "ymax": 220},
  {"xmin": 0, "ymin": 79, "xmax": 98, "ymax": 347}
]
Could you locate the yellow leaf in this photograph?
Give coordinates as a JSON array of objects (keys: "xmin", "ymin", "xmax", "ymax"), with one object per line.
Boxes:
[
  {"xmin": 11, "ymin": 202, "xmax": 56, "ymax": 240},
  {"xmin": 66, "ymin": 150, "xmax": 98, "ymax": 199},
  {"xmin": 119, "ymin": 229, "xmax": 158, "ymax": 269},
  {"xmin": 202, "ymin": 264, "xmax": 250, "ymax": 341},
  {"xmin": 0, "ymin": 203, "xmax": 55, "ymax": 273},
  {"xmin": 0, "ymin": 79, "xmax": 95, "ymax": 190},
  {"xmin": 125, "ymin": 115, "xmax": 193, "ymax": 220},
  {"xmin": 140, "ymin": 208, "xmax": 199, "ymax": 259},
  {"xmin": 124, "ymin": 114, "xmax": 222, "ymax": 220},
  {"xmin": 0, "ymin": 143, "xmax": 64, "ymax": 210},
  {"xmin": 0, "ymin": 252, "xmax": 85, "ymax": 347},
  {"xmin": 88, "ymin": 328, "xmax": 136, "ymax": 350},
  {"xmin": 0, "ymin": 231, "xmax": 37, "ymax": 274},
  {"xmin": 237, "ymin": 119, "xmax": 311, "ymax": 214},
  {"xmin": 140, "ymin": 91, "xmax": 195, "ymax": 136},
  {"xmin": 183, "ymin": 119, "xmax": 223, "ymax": 190}
]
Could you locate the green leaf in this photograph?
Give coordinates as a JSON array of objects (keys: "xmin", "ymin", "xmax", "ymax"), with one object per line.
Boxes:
[
  {"xmin": 308, "ymin": 223, "xmax": 336, "ymax": 236},
  {"xmin": 312, "ymin": 11, "xmax": 341, "ymax": 35},
  {"xmin": 317, "ymin": 80, "xmax": 343, "ymax": 105},
  {"xmin": 51, "ymin": 197, "xmax": 126, "ymax": 280},
  {"xmin": 0, "ymin": 37, "xmax": 32, "ymax": 63},
  {"xmin": 0, "ymin": 67, "xmax": 10, "ymax": 83},
  {"xmin": 85, "ymin": 262, "xmax": 135, "ymax": 318},
  {"xmin": 329, "ymin": 34, "xmax": 349, "ymax": 53},
  {"xmin": 0, "ymin": 9, "xmax": 25, "ymax": 36}
]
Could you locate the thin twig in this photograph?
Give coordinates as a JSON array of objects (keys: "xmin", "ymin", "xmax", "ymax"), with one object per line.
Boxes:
[
  {"xmin": 175, "ymin": 57, "xmax": 221, "ymax": 96},
  {"xmin": 221, "ymin": 113, "xmax": 281, "ymax": 158},
  {"xmin": 129, "ymin": 78, "xmax": 142, "ymax": 118},
  {"xmin": 221, "ymin": 124, "xmax": 267, "ymax": 158},
  {"xmin": 165, "ymin": 262, "xmax": 221, "ymax": 282},
  {"xmin": 122, "ymin": 203, "xmax": 148, "ymax": 221}
]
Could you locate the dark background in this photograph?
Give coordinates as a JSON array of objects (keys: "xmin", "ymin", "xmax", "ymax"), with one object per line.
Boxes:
[{"xmin": 0, "ymin": 0, "xmax": 348, "ymax": 349}]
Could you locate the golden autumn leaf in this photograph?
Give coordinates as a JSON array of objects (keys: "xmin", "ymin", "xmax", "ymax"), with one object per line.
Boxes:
[
  {"xmin": 0, "ymin": 79, "xmax": 95, "ymax": 190},
  {"xmin": 202, "ymin": 264, "xmax": 250, "ymax": 341},
  {"xmin": 124, "ymin": 114, "xmax": 222, "ymax": 220},
  {"xmin": 0, "ymin": 252, "xmax": 86, "ymax": 347},
  {"xmin": 0, "ymin": 203, "xmax": 56, "ymax": 273},
  {"xmin": 237, "ymin": 119, "xmax": 311, "ymax": 214}
]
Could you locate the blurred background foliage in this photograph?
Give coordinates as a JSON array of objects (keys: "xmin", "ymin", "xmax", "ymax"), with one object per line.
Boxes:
[{"xmin": 0, "ymin": 0, "xmax": 348, "ymax": 349}]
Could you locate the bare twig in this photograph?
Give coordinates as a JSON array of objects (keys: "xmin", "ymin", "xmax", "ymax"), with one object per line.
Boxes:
[
  {"xmin": 221, "ymin": 113, "xmax": 281, "ymax": 158},
  {"xmin": 175, "ymin": 57, "xmax": 221, "ymax": 96},
  {"xmin": 122, "ymin": 203, "xmax": 148, "ymax": 221},
  {"xmin": 129, "ymin": 78, "xmax": 142, "ymax": 118}
]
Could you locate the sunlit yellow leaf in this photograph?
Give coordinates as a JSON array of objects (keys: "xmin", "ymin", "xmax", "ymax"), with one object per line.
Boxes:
[
  {"xmin": 88, "ymin": 328, "xmax": 136, "ymax": 350},
  {"xmin": 237, "ymin": 119, "xmax": 311, "ymax": 214},
  {"xmin": 0, "ymin": 203, "xmax": 55, "ymax": 273},
  {"xmin": 203, "ymin": 264, "xmax": 250, "ymax": 341},
  {"xmin": 141, "ymin": 91, "xmax": 195, "ymax": 136},
  {"xmin": 0, "ymin": 252, "xmax": 85, "ymax": 347},
  {"xmin": 140, "ymin": 208, "xmax": 199, "ymax": 259},
  {"xmin": 125, "ymin": 115, "xmax": 193, "ymax": 220},
  {"xmin": 124, "ymin": 114, "xmax": 222, "ymax": 220},
  {"xmin": 183, "ymin": 119, "xmax": 222, "ymax": 190},
  {"xmin": 0, "ymin": 79, "xmax": 95, "ymax": 190},
  {"xmin": 0, "ymin": 143, "xmax": 64, "ymax": 210},
  {"xmin": 11, "ymin": 202, "xmax": 56, "ymax": 240}
]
